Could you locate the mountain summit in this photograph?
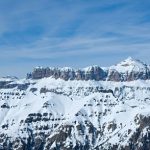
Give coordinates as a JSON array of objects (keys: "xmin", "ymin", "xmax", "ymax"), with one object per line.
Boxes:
[
  {"xmin": 109, "ymin": 57, "xmax": 147, "ymax": 73},
  {"xmin": 116, "ymin": 57, "xmax": 145, "ymax": 67},
  {"xmin": 0, "ymin": 58, "xmax": 150, "ymax": 150}
]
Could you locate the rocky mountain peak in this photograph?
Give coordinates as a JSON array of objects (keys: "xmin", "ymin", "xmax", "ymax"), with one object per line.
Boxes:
[{"xmin": 117, "ymin": 57, "xmax": 146, "ymax": 67}]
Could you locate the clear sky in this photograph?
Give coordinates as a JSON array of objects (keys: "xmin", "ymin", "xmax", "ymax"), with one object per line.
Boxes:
[{"xmin": 0, "ymin": 0, "xmax": 150, "ymax": 77}]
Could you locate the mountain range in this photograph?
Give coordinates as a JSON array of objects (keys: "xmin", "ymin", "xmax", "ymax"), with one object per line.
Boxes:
[{"xmin": 0, "ymin": 57, "xmax": 150, "ymax": 150}]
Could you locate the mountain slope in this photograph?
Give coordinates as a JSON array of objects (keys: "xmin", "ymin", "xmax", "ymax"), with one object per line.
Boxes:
[{"xmin": 0, "ymin": 58, "xmax": 150, "ymax": 150}]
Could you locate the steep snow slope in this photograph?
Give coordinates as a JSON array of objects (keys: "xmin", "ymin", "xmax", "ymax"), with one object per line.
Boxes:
[{"xmin": 0, "ymin": 58, "xmax": 150, "ymax": 150}]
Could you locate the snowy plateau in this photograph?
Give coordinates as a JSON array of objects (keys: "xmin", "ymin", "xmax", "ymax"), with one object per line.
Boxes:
[{"xmin": 0, "ymin": 57, "xmax": 150, "ymax": 150}]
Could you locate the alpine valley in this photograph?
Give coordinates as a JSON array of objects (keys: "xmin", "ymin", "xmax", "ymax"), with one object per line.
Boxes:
[{"xmin": 1, "ymin": 57, "xmax": 150, "ymax": 150}]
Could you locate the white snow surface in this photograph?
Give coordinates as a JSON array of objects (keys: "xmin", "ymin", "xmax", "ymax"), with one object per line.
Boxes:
[{"xmin": 0, "ymin": 77, "xmax": 150, "ymax": 145}]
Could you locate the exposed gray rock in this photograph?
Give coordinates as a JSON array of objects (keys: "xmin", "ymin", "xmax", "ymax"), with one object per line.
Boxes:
[
  {"xmin": 107, "ymin": 70, "xmax": 121, "ymax": 81},
  {"xmin": 28, "ymin": 66, "xmax": 107, "ymax": 81},
  {"xmin": 28, "ymin": 61, "xmax": 150, "ymax": 82}
]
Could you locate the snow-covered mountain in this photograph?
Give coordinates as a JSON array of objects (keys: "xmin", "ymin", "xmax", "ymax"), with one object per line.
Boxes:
[
  {"xmin": 0, "ymin": 57, "xmax": 150, "ymax": 150},
  {"xmin": 28, "ymin": 57, "xmax": 150, "ymax": 82}
]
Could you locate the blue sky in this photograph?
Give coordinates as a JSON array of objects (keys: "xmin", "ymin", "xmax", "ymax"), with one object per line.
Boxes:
[{"xmin": 0, "ymin": 0, "xmax": 150, "ymax": 77}]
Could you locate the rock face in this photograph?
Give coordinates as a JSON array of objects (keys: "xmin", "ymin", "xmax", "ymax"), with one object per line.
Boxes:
[
  {"xmin": 28, "ymin": 57, "xmax": 150, "ymax": 82},
  {"xmin": 0, "ymin": 57, "xmax": 150, "ymax": 150},
  {"xmin": 29, "ymin": 66, "xmax": 107, "ymax": 81}
]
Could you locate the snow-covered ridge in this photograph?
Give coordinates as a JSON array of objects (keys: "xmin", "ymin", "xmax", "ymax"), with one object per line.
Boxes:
[{"xmin": 27, "ymin": 57, "xmax": 150, "ymax": 82}]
